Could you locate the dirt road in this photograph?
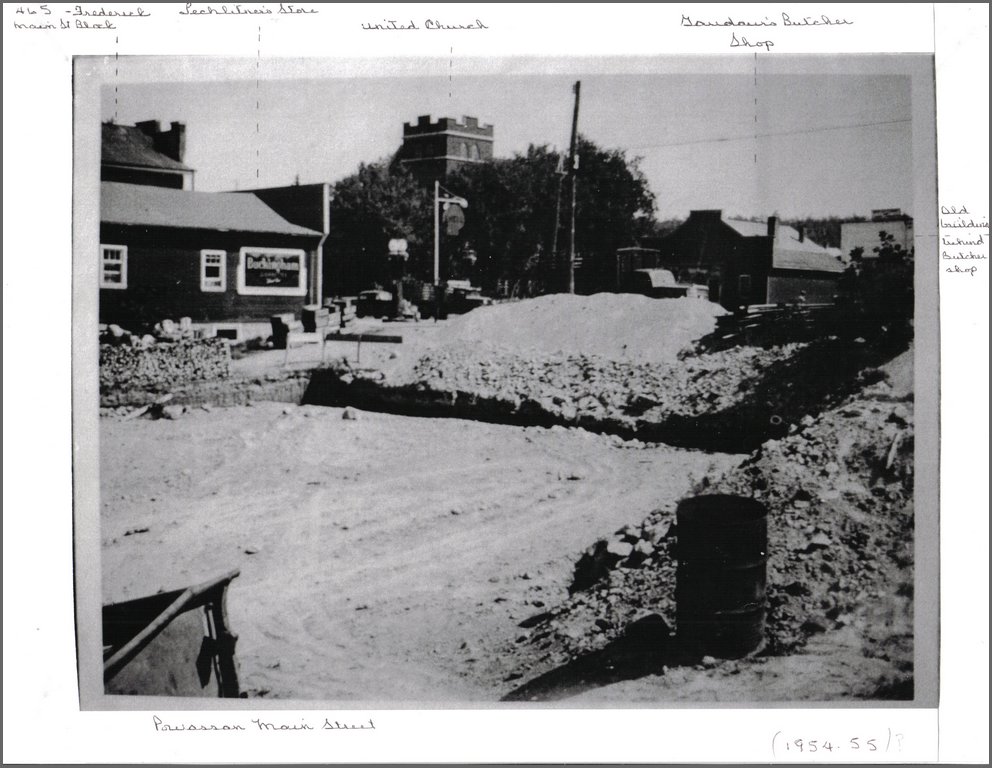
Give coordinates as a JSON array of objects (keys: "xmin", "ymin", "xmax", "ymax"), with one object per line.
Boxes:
[{"xmin": 101, "ymin": 403, "xmax": 739, "ymax": 702}]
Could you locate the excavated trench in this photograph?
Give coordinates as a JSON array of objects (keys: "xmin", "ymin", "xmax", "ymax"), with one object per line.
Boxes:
[
  {"xmin": 298, "ymin": 369, "xmax": 788, "ymax": 453},
  {"xmin": 106, "ymin": 332, "xmax": 910, "ymax": 457}
]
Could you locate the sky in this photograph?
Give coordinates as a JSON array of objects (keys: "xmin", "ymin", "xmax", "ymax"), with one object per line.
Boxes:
[{"xmin": 97, "ymin": 57, "xmax": 923, "ymax": 221}]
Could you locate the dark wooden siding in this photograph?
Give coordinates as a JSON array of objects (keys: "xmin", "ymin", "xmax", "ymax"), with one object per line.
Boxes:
[{"xmin": 99, "ymin": 224, "xmax": 320, "ymax": 329}]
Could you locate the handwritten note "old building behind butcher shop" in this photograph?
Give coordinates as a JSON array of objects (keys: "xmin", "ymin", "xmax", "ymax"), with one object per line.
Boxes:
[{"xmin": 940, "ymin": 205, "xmax": 989, "ymax": 277}]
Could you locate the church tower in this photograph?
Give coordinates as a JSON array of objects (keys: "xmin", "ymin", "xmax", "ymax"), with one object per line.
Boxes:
[{"xmin": 396, "ymin": 115, "xmax": 494, "ymax": 186}]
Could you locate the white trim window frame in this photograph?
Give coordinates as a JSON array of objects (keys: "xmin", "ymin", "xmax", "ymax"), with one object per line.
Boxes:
[
  {"xmin": 100, "ymin": 244, "xmax": 128, "ymax": 289},
  {"xmin": 200, "ymin": 249, "xmax": 227, "ymax": 292},
  {"xmin": 237, "ymin": 247, "xmax": 308, "ymax": 297}
]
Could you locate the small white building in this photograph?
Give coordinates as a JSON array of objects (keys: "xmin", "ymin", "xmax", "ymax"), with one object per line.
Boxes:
[{"xmin": 840, "ymin": 209, "xmax": 914, "ymax": 259}]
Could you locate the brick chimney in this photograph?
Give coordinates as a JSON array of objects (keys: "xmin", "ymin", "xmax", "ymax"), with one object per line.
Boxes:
[
  {"xmin": 134, "ymin": 119, "xmax": 186, "ymax": 163},
  {"xmin": 767, "ymin": 216, "xmax": 778, "ymax": 239},
  {"xmin": 164, "ymin": 121, "xmax": 186, "ymax": 164},
  {"xmin": 797, "ymin": 224, "xmax": 805, "ymax": 242}
]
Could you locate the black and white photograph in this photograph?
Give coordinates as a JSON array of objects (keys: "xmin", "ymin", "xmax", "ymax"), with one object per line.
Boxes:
[
  {"xmin": 78, "ymin": 53, "xmax": 938, "ymax": 707},
  {"xmin": 3, "ymin": 3, "xmax": 988, "ymax": 763}
]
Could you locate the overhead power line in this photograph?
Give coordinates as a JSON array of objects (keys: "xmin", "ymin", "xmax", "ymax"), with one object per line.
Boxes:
[{"xmin": 628, "ymin": 118, "xmax": 911, "ymax": 151}]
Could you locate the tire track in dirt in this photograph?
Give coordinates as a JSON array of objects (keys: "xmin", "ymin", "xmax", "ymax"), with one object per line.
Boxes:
[{"xmin": 101, "ymin": 403, "xmax": 740, "ymax": 700}]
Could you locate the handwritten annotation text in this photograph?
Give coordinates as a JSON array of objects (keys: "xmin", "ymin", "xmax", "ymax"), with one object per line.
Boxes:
[
  {"xmin": 680, "ymin": 11, "xmax": 854, "ymax": 52},
  {"xmin": 361, "ymin": 18, "xmax": 488, "ymax": 31},
  {"xmin": 152, "ymin": 715, "xmax": 376, "ymax": 732},
  {"xmin": 940, "ymin": 204, "xmax": 989, "ymax": 277}
]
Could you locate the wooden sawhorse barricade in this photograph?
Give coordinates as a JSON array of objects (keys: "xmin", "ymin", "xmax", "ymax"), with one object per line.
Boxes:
[{"xmin": 283, "ymin": 330, "xmax": 403, "ymax": 365}]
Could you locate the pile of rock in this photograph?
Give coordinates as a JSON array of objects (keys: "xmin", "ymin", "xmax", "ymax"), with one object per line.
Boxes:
[
  {"xmin": 504, "ymin": 369, "xmax": 915, "ymax": 678},
  {"xmin": 398, "ymin": 342, "xmax": 804, "ymax": 429},
  {"xmin": 99, "ymin": 338, "xmax": 231, "ymax": 394},
  {"xmin": 709, "ymin": 390, "xmax": 915, "ymax": 653}
]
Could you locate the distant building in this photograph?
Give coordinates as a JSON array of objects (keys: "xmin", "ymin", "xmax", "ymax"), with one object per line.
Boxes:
[
  {"xmin": 840, "ymin": 209, "xmax": 914, "ymax": 259},
  {"xmin": 659, "ymin": 210, "xmax": 846, "ymax": 309},
  {"xmin": 101, "ymin": 120, "xmax": 195, "ymax": 190},
  {"xmin": 396, "ymin": 115, "xmax": 494, "ymax": 186},
  {"xmin": 100, "ymin": 181, "xmax": 322, "ymax": 339}
]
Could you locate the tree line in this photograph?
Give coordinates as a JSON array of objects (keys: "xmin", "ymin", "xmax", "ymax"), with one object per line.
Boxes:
[
  {"xmin": 323, "ymin": 137, "xmax": 877, "ymax": 298},
  {"xmin": 325, "ymin": 136, "xmax": 655, "ymax": 297}
]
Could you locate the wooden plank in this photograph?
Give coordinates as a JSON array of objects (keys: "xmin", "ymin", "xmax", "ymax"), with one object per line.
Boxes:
[
  {"xmin": 123, "ymin": 393, "xmax": 173, "ymax": 421},
  {"xmin": 324, "ymin": 332, "xmax": 403, "ymax": 344}
]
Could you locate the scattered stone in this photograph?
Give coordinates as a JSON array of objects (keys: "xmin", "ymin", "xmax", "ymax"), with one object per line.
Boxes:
[
  {"xmin": 606, "ymin": 540, "xmax": 634, "ymax": 558},
  {"xmin": 809, "ymin": 532, "xmax": 833, "ymax": 548},
  {"xmin": 160, "ymin": 405, "xmax": 185, "ymax": 420},
  {"xmin": 518, "ymin": 611, "xmax": 552, "ymax": 628},
  {"xmin": 342, "ymin": 407, "xmax": 359, "ymax": 420},
  {"xmin": 633, "ymin": 539, "xmax": 655, "ymax": 557},
  {"xmin": 801, "ymin": 619, "xmax": 829, "ymax": 634}
]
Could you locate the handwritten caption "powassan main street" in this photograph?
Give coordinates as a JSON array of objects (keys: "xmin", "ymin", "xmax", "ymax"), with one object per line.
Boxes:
[
  {"xmin": 153, "ymin": 715, "xmax": 376, "ymax": 732},
  {"xmin": 681, "ymin": 11, "xmax": 854, "ymax": 51}
]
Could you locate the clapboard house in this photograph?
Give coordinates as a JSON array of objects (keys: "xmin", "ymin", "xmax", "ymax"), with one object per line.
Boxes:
[
  {"xmin": 658, "ymin": 210, "xmax": 846, "ymax": 309},
  {"xmin": 99, "ymin": 181, "xmax": 322, "ymax": 338},
  {"xmin": 101, "ymin": 120, "xmax": 195, "ymax": 190}
]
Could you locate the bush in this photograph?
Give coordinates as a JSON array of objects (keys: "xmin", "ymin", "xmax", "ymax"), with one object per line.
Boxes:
[{"xmin": 838, "ymin": 230, "xmax": 914, "ymax": 339}]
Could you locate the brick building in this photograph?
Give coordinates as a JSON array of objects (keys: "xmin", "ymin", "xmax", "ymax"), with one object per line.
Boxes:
[{"xmin": 396, "ymin": 115, "xmax": 494, "ymax": 186}]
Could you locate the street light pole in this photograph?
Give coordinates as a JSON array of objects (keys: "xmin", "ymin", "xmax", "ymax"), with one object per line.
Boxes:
[
  {"xmin": 432, "ymin": 180, "xmax": 469, "ymax": 295},
  {"xmin": 433, "ymin": 179, "xmax": 441, "ymax": 286}
]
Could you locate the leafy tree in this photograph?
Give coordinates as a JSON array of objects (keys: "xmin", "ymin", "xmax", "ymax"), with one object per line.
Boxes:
[
  {"xmin": 326, "ymin": 137, "xmax": 657, "ymax": 298},
  {"xmin": 838, "ymin": 229, "xmax": 914, "ymax": 339},
  {"xmin": 326, "ymin": 160, "xmax": 431, "ymax": 295},
  {"xmin": 449, "ymin": 137, "xmax": 656, "ymax": 295}
]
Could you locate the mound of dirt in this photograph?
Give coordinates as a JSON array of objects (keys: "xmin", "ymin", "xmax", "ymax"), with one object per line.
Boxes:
[
  {"xmin": 440, "ymin": 294, "xmax": 726, "ymax": 364},
  {"xmin": 499, "ymin": 349, "xmax": 915, "ymax": 701}
]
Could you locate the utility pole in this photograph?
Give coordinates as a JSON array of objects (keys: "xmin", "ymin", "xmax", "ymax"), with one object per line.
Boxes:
[
  {"xmin": 567, "ymin": 80, "xmax": 581, "ymax": 294},
  {"xmin": 550, "ymin": 155, "xmax": 565, "ymax": 285}
]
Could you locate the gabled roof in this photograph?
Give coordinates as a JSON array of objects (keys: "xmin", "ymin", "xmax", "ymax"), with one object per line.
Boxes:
[
  {"xmin": 102, "ymin": 123, "xmax": 193, "ymax": 171},
  {"xmin": 725, "ymin": 218, "xmax": 846, "ymax": 274},
  {"xmin": 101, "ymin": 182, "xmax": 322, "ymax": 237}
]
